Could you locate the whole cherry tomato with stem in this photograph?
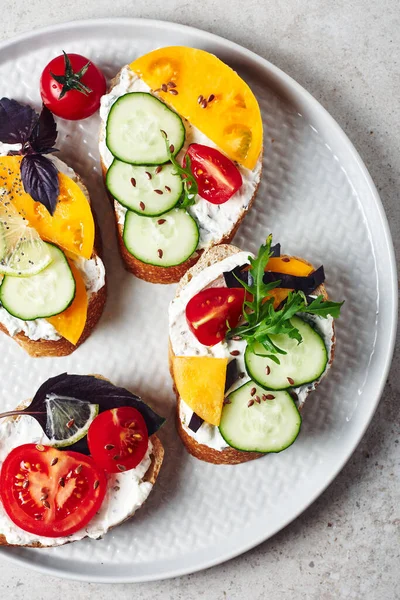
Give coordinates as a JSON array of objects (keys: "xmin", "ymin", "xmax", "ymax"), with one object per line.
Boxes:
[{"xmin": 40, "ymin": 51, "xmax": 106, "ymax": 120}]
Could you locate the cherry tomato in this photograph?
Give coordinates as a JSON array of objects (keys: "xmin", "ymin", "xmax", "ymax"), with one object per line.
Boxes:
[
  {"xmin": 40, "ymin": 52, "xmax": 106, "ymax": 120},
  {"xmin": 0, "ymin": 444, "xmax": 106, "ymax": 538},
  {"xmin": 185, "ymin": 143, "xmax": 243, "ymax": 204},
  {"xmin": 186, "ymin": 287, "xmax": 245, "ymax": 346},
  {"xmin": 87, "ymin": 407, "xmax": 149, "ymax": 474}
]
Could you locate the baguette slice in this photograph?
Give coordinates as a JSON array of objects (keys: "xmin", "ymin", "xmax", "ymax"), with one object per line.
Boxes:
[
  {"xmin": 0, "ymin": 377, "xmax": 164, "ymax": 548},
  {"xmin": 0, "ymin": 169, "xmax": 107, "ymax": 358},
  {"xmin": 170, "ymin": 244, "xmax": 335, "ymax": 465},
  {"xmin": 99, "ymin": 68, "xmax": 262, "ymax": 284}
]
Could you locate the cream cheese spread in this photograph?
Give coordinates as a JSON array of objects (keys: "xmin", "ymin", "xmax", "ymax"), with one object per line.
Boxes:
[
  {"xmin": 0, "ymin": 146, "xmax": 106, "ymax": 342},
  {"xmin": 169, "ymin": 252, "xmax": 335, "ymax": 451},
  {"xmin": 0, "ymin": 415, "xmax": 153, "ymax": 546},
  {"xmin": 99, "ymin": 66, "xmax": 262, "ymax": 250}
]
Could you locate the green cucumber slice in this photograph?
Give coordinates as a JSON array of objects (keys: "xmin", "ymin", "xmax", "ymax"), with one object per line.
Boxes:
[
  {"xmin": 106, "ymin": 160, "xmax": 183, "ymax": 216},
  {"xmin": 123, "ymin": 208, "xmax": 199, "ymax": 267},
  {"xmin": 106, "ymin": 92, "xmax": 185, "ymax": 165},
  {"xmin": 219, "ymin": 381, "xmax": 301, "ymax": 453},
  {"xmin": 0, "ymin": 243, "xmax": 76, "ymax": 320},
  {"xmin": 245, "ymin": 316, "xmax": 328, "ymax": 390},
  {"xmin": 45, "ymin": 395, "xmax": 99, "ymax": 448}
]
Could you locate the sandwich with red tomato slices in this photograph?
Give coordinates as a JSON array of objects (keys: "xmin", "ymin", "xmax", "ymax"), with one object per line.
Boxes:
[
  {"xmin": 169, "ymin": 235, "xmax": 343, "ymax": 465},
  {"xmin": 0, "ymin": 374, "xmax": 164, "ymax": 546},
  {"xmin": 99, "ymin": 46, "xmax": 263, "ymax": 283}
]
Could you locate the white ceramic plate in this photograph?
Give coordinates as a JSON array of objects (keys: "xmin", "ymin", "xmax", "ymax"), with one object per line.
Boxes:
[{"xmin": 0, "ymin": 18, "xmax": 396, "ymax": 583}]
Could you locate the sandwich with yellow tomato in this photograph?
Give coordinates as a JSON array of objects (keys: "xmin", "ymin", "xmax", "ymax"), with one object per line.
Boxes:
[
  {"xmin": 0, "ymin": 99, "xmax": 106, "ymax": 357},
  {"xmin": 169, "ymin": 235, "xmax": 343, "ymax": 464},
  {"xmin": 99, "ymin": 46, "xmax": 263, "ymax": 284}
]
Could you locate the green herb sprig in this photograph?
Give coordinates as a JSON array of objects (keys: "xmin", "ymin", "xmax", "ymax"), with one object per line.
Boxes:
[
  {"xmin": 226, "ymin": 235, "xmax": 344, "ymax": 363},
  {"xmin": 161, "ymin": 130, "xmax": 198, "ymax": 208}
]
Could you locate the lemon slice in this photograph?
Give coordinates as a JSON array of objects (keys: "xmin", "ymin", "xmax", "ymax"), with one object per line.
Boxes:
[
  {"xmin": 45, "ymin": 395, "xmax": 99, "ymax": 448},
  {"xmin": 0, "ymin": 190, "xmax": 52, "ymax": 277}
]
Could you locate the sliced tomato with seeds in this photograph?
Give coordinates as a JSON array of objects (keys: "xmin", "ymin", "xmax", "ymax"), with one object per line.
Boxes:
[
  {"xmin": 186, "ymin": 287, "xmax": 245, "ymax": 346},
  {"xmin": 0, "ymin": 444, "xmax": 106, "ymax": 538},
  {"xmin": 87, "ymin": 407, "xmax": 149, "ymax": 474},
  {"xmin": 185, "ymin": 143, "xmax": 243, "ymax": 204}
]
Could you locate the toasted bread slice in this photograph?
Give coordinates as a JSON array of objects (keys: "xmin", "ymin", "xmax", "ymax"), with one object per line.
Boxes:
[
  {"xmin": 99, "ymin": 68, "xmax": 262, "ymax": 284},
  {"xmin": 0, "ymin": 268, "xmax": 107, "ymax": 358},
  {"xmin": 0, "ymin": 169, "xmax": 107, "ymax": 358},
  {"xmin": 0, "ymin": 377, "xmax": 164, "ymax": 548},
  {"xmin": 170, "ymin": 244, "xmax": 335, "ymax": 465}
]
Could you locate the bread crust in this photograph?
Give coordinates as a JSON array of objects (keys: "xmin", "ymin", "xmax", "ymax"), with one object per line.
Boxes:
[
  {"xmin": 99, "ymin": 66, "xmax": 262, "ymax": 284},
  {"xmin": 169, "ymin": 244, "xmax": 336, "ymax": 465},
  {"xmin": 0, "ymin": 258, "xmax": 107, "ymax": 358},
  {"xmin": 0, "ymin": 376, "xmax": 164, "ymax": 548},
  {"xmin": 0, "ymin": 166, "xmax": 107, "ymax": 357}
]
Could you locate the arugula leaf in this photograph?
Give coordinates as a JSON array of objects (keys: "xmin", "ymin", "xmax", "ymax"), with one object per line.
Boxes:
[
  {"xmin": 300, "ymin": 294, "xmax": 343, "ymax": 318},
  {"xmin": 161, "ymin": 130, "xmax": 198, "ymax": 208},
  {"xmin": 226, "ymin": 237, "xmax": 344, "ymax": 363}
]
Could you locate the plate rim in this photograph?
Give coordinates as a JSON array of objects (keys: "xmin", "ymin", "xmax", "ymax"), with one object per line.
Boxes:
[{"xmin": 0, "ymin": 16, "xmax": 397, "ymax": 583}]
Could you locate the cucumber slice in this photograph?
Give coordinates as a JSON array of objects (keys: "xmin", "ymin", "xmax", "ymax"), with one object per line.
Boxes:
[
  {"xmin": 106, "ymin": 92, "xmax": 185, "ymax": 165},
  {"xmin": 0, "ymin": 243, "xmax": 76, "ymax": 320},
  {"xmin": 219, "ymin": 381, "xmax": 301, "ymax": 453},
  {"xmin": 106, "ymin": 160, "xmax": 183, "ymax": 216},
  {"xmin": 0, "ymin": 198, "xmax": 52, "ymax": 277},
  {"xmin": 45, "ymin": 395, "xmax": 99, "ymax": 448},
  {"xmin": 245, "ymin": 316, "xmax": 328, "ymax": 390},
  {"xmin": 123, "ymin": 208, "xmax": 199, "ymax": 267}
]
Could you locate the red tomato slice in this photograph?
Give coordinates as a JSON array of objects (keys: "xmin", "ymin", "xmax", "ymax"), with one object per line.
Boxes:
[
  {"xmin": 87, "ymin": 407, "xmax": 149, "ymax": 474},
  {"xmin": 186, "ymin": 287, "xmax": 245, "ymax": 346},
  {"xmin": 0, "ymin": 444, "xmax": 106, "ymax": 538},
  {"xmin": 185, "ymin": 143, "xmax": 243, "ymax": 204},
  {"xmin": 40, "ymin": 52, "xmax": 106, "ymax": 120}
]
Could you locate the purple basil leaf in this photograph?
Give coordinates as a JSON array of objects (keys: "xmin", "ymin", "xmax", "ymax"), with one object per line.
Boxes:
[
  {"xmin": 0, "ymin": 98, "xmax": 38, "ymax": 145},
  {"xmin": 20, "ymin": 154, "xmax": 59, "ymax": 215},
  {"xmin": 30, "ymin": 105, "xmax": 58, "ymax": 153},
  {"xmin": 30, "ymin": 373, "xmax": 166, "ymax": 454}
]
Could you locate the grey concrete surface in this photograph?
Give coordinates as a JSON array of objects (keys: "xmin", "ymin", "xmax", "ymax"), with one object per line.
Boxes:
[{"xmin": 0, "ymin": 1, "xmax": 399, "ymax": 598}]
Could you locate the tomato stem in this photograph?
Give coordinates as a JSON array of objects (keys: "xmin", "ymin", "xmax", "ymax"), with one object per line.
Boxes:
[
  {"xmin": 51, "ymin": 51, "xmax": 93, "ymax": 100},
  {"xmin": 0, "ymin": 410, "xmax": 43, "ymax": 419}
]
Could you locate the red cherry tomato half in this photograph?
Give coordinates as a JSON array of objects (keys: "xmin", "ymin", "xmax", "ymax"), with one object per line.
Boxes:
[
  {"xmin": 185, "ymin": 143, "xmax": 243, "ymax": 204},
  {"xmin": 186, "ymin": 287, "xmax": 245, "ymax": 346},
  {"xmin": 87, "ymin": 407, "xmax": 149, "ymax": 474},
  {"xmin": 0, "ymin": 444, "xmax": 107, "ymax": 538},
  {"xmin": 40, "ymin": 52, "xmax": 106, "ymax": 120}
]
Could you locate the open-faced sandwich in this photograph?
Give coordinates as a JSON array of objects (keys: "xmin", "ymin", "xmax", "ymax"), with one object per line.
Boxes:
[
  {"xmin": 0, "ymin": 373, "xmax": 164, "ymax": 547},
  {"xmin": 99, "ymin": 46, "xmax": 263, "ymax": 283},
  {"xmin": 169, "ymin": 235, "xmax": 343, "ymax": 464},
  {"xmin": 0, "ymin": 99, "xmax": 106, "ymax": 357}
]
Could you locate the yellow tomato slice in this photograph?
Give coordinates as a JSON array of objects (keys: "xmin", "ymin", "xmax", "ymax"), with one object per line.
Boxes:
[
  {"xmin": 264, "ymin": 257, "xmax": 315, "ymax": 308},
  {"xmin": 130, "ymin": 47, "xmax": 263, "ymax": 170},
  {"xmin": 0, "ymin": 156, "xmax": 94, "ymax": 259},
  {"xmin": 46, "ymin": 260, "xmax": 88, "ymax": 345},
  {"xmin": 173, "ymin": 356, "xmax": 228, "ymax": 426}
]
